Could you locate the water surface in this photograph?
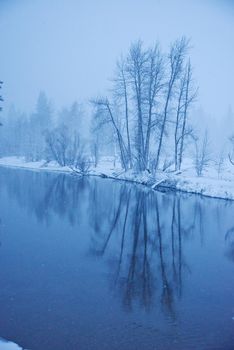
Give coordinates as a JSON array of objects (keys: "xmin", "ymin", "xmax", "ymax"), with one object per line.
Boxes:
[{"xmin": 0, "ymin": 167, "xmax": 233, "ymax": 350}]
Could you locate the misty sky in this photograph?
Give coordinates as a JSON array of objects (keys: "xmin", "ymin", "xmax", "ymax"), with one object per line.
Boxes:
[{"xmin": 0, "ymin": 0, "xmax": 233, "ymax": 119}]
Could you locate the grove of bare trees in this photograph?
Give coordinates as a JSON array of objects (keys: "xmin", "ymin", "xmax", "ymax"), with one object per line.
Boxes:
[
  {"xmin": 92, "ymin": 37, "xmax": 197, "ymax": 173},
  {"xmin": 2, "ymin": 37, "xmax": 233, "ymax": 177}
]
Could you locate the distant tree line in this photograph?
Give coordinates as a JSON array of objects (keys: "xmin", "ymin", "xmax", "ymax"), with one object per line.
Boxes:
[{"xmin": 0, "ymin": 92, "xmax": 89, "ymax": 172}]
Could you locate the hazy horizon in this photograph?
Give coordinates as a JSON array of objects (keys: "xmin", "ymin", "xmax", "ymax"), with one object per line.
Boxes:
[{"xmin": 1, "ymin": 0, "xmax": 234, "ymax": 119}]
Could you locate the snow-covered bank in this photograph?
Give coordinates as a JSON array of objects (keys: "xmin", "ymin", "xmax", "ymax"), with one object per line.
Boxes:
[
  {"xmin": 0, "ymin": 156, "xmax": 234, "ymax": 201},
  {"xmin": 0, "ymin": 338, "xmax": 26, "ymax": 350}
]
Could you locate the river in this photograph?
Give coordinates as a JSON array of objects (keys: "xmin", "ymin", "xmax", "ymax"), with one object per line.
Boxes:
[{"xmin": 0, "ymin": 167, "xmax": 233, "ymax": 349}]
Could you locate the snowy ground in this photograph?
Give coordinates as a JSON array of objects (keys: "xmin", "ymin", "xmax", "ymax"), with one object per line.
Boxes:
[
  {"xmin": 0, "ymin": 338, "xmax": 25, "ymax": 350},
  {"xmin": 0, "ymin": 156, "xmax": 234, "ymax": 200}
]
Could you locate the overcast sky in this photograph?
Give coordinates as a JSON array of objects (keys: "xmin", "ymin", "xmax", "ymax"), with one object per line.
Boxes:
[{"xmin": 0, "ymin": 0, "xmax": 233, "ymax": 118}]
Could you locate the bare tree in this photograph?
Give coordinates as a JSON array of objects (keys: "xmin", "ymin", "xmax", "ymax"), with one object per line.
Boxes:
[
  {"xmin": 115, "ymin": 42, "xmax": 164, "ymax": 171},
  {"xmin": 174, "ymin": 68, "xmax": 187, "ymax": 170},
  {"xmin": 144, "ymin": 45, "xmax": 164, "ymax": 168},
  {"xmin": 228, "ymin": 135, "xmax": 234, "ymax": 166},
  {"xmin": 91, "ymin": 98, "xmax": 128, "ymax": 170},
  {"xmin": 178, "ymin": 61, "xmax": 197, "ymax": 170},
  {"xmin": 91, "ymin": 135, "xmax": 100, "ymax": 168},
  {"xmin": 214, "ymin": 149, "xmax": 225, "ymax": 178},
  {"xmin": 90, "ymin": 109, "xmax": 102, "ymax": 167},
  {"xmin": 45, "ymin": 125, "xmax": 89, "ymax": 171},
  {"xmin": 194, "ymin": 130, "xmax": 211, "ymax": 176},
  {"xmin": 45, "ymin": 125, "xmax": 69, "ymax": 166},
  {"xmin": 173, "ymin": 61, "xmax": 197, "ymax": 171},
  {"xmin": 155, "ymin": 37, "xmax": 189, "ymax": 171},
  {"xmin": 114, "ymin": 57, "xmax": 133, "ymax": 168},
  {"xmin": 126, "ymin": 40, "xmax": 148, "ymax": 171},
  {"xmin": 89, "ymin": 38, "xmax": 197, "ymax": 175}
]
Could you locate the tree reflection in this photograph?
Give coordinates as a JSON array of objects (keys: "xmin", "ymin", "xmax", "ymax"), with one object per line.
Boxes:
[
  {"xmin": 88, "ymin": 183, "xmax": 194, "ymax": 317},
  {"xmin": 1, "ymin": 167, "xmax": 234, "ymax": 318},
  {"xmin": 225, "ymin": 227, "xmax": 234, "ymax": 262},
  {"xmin": 0, "ymin": 168, "xmax": 89, "ymax": 225}
]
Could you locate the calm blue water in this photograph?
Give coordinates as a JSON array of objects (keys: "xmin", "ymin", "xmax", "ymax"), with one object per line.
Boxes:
[{"xmin": 0, "ymin": 167, "xmax": 233, "ymax": 350}]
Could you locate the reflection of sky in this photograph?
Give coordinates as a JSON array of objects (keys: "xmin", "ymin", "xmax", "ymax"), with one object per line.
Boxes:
[{"xmin": 0, "ymin": 0, "xmax": 233, "ymax": 120}]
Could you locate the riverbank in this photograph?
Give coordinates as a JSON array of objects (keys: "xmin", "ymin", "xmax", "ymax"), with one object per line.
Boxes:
[
  {"xmin": 0, "ymin": 337, "xmax": 24, "ymax": 349},
  {"xmin": 0, "ymin": 156, "xmax": 234, "ymax": 201}
]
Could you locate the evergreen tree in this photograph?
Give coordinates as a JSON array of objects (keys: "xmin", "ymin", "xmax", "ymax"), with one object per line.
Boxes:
[{"xmin": 29, "ymin": 91, "xmax": 53, "ymax": 160}]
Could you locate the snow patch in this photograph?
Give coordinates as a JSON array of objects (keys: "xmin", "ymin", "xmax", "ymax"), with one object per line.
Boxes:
[{"xmin": 0, "ymin": 338, "xmax": 26, "ymax": 350}]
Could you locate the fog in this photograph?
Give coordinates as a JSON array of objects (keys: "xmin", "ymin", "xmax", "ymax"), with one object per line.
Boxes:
[
  {"xmin": 0, "ymin": 0, "xmax": 234, "ymax": 173},
  {"xmin": 0, "ymin": 0, "xmax": 233, "ymax": 119}
]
